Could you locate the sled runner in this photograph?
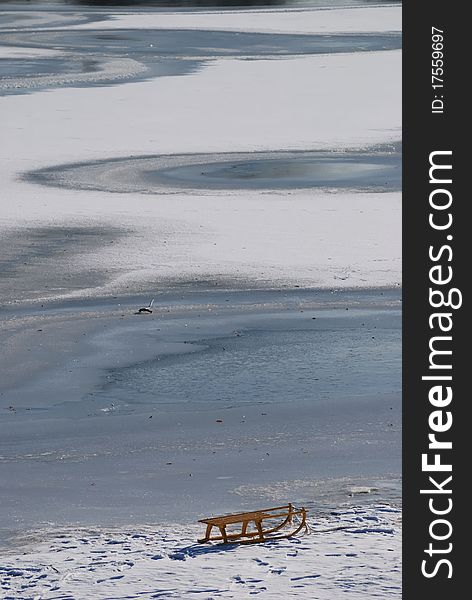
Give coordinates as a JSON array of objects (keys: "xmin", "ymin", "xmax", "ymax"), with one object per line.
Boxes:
[{"xmin": 198, "ymin": 503, "xmax": 307, "ymax": 544}]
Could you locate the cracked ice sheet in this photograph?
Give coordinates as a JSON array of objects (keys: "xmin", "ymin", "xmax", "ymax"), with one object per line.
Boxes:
[{"xmin": 70, "ymin": 5, "xmax": 402, "ymax": 35}]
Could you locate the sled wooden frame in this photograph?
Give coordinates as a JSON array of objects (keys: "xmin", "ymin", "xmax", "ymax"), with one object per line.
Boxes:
[{"xmin": 198, "ymin": 503, "xmax": 307, "ymax": 544}]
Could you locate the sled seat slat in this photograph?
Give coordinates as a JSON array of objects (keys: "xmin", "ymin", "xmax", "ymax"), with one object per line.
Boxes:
[
  {"xmin": 198, "ymin": 504, "xmax": 294, "ymax": 525},
  {"xmin": 200, "ymin": 510, "xmax": 295, "ymax": 526}
]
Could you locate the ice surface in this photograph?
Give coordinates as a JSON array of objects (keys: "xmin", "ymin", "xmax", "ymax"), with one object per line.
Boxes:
[{"xmin": 0, "ymin": 48, "xmax": 401, "ymax": 300}]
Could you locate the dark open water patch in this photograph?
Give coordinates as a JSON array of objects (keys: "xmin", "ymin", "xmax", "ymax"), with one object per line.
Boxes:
[
  {"xmin": 25, "ymin": 143, "xmax": 401, "ymax": 193},
  {"xmin": 0, "ymin": 28, "xmax": 401, "ymax": 57},
  {"xmin": 0, "ymin": 28, "xmax": 401, "ymax": 95},
  {"xmin": 1, "ymin": 0, "xmax": 402, "ymax": 7}
]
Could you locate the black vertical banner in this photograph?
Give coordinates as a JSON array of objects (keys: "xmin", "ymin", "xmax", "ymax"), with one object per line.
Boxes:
[{"xmin": 403, "ymin": 2, "xmax": 465, "ymax": 598}]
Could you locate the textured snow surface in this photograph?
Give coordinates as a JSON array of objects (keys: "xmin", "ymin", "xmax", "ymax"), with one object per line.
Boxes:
[{"xmin": 1, "ymin": 505, "xmax": 401, "ymax": 600}]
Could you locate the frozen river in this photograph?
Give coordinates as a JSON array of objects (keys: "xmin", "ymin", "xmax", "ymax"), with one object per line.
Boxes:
[{"xmin": 0, "ymin": 2, "xmax": 401, "ymax": 598}]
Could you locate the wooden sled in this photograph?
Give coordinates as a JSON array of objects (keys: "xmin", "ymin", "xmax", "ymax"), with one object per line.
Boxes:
[{"xmin": 198, "ymin": 503, "xmax": 307, "ymax": 544}]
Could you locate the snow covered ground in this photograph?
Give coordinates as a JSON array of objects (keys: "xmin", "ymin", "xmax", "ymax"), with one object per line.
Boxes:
[{"xmin": 1, "ymin": 505, "xmax": 401, "ymax": 600}]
